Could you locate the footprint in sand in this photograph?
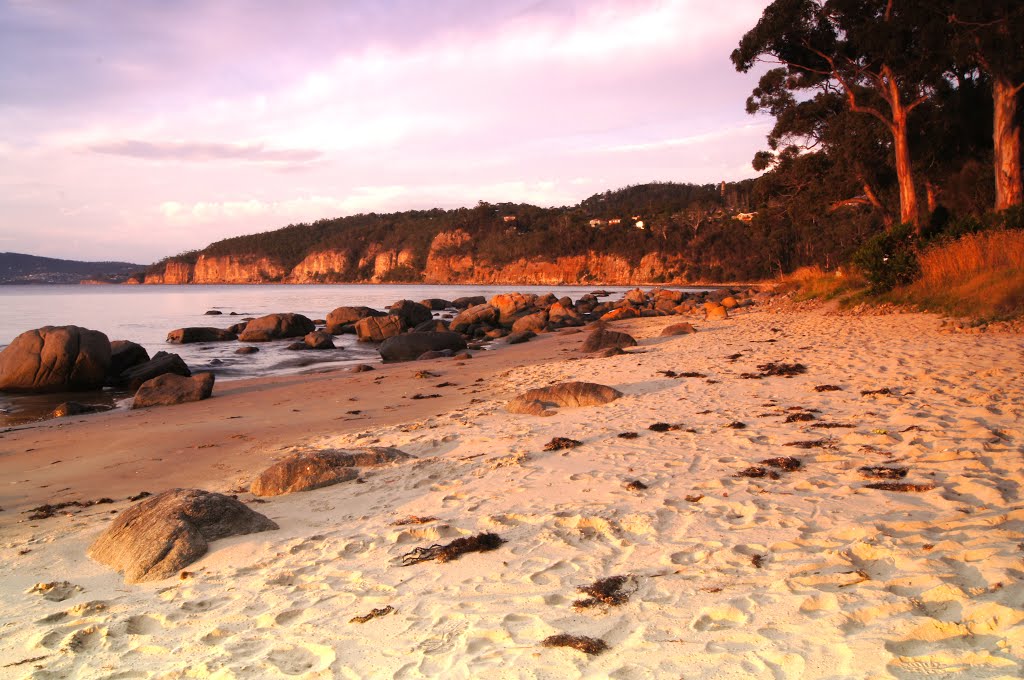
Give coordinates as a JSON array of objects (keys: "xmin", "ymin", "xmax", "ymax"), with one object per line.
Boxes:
[{"xmin": 265, "ymin": 643, "xmax": 336, "ymax": 675}]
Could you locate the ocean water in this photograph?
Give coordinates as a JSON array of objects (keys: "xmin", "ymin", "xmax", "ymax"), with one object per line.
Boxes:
[{"xmin": 0, "ymin": 283, "xmax": 659, "ymax": 423}]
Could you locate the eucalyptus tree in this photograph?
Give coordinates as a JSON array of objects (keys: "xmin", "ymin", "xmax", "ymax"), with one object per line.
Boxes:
[{"xmin": 732, "ymin": 0, "xmax": 950, "ymax": 231}]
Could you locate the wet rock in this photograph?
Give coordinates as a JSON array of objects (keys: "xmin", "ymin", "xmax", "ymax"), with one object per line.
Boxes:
[
  {"xmin": 132, "ymin": 372, "xmax": 214, "ymax": 409},
  {"xmin": 87, "ymin": 489, "xmax": 278, "ymax": 583},
  {"xmin": 51, "ymin": 402, "xmax": 112, "ymax": 418},
  {"xmin": 451, "ymin": 296, "xmax": 486, "ymax": 310},
  {"xmin": 117, "ymin": 352, "xmax": 191, "ymax": 391},
  {"xmin": 109, "ymin": 340, "xmax": 150, "ymax": 376},
  {"xmin": 379, "ymin": 331, "xmax": 467, "ymax": 362},
  {"xmin": 238, "ymin": 313, "xmax": 316, "ymax": 342},
  {"xmin": 304, "ymin": 330, "xmax": 335, "ymax": 349},
  {"xmin": 506, "ymin": 330, "xmax": 535, "ymax": 344},
  {"xmin": 511, "ymin": 310, "xmax": 548, "ymax": 334},
  {"xmin": 235, "ymin": 346, "xmax": 260, "ymax": 355},
  {"xmin": 489, "ymin": 292, "xmax": 538, "ymax": 326},
  {"xmin": 450, "ymin": 304, "xmax": 499, "ymax": 333},
  {"xmin": 0, "ymin": 325, "xmax": 111, "ymax": 393},
  {"xmin": 419, "ymin": 298, "xmax": 451, "ymax": 311},
  {"xmin": 166, "ymin": 327, "xmax": 237, "ymax": 344},
  {"xmin": 325, "ymin": 306, "xmax": 386, "ymax": 334},
  {"xmin": 601, "ymin": 307, "xmax": 639, "ymax": 322},
  {"xmin": 355, "ymin": 315, "xmax": 404, "ymax": 342},
  {"xmin": 388, "ymin": 300, "xmax": 433, "ymax": 328}
]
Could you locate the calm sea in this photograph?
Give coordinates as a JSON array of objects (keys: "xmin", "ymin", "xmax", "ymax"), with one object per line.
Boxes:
[{"xmin": 0, "ymin": 283, "xmax": 650, "ymax": 423}]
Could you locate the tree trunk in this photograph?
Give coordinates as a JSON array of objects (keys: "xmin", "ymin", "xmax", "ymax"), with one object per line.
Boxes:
[
  {"xmin": 860, "ymin": 175, "xmax": 893, "ymax": 228},
  {"xmin": 993, "ymin": 77, "xmax": 1023, "ymax": 211},
  {"xmin": 891, "ymin": 109, "xmax": 920, "ymax": 230},
  {"xmin": 925, "ymin": 180, "xmax": 938, "ymax": 213}
]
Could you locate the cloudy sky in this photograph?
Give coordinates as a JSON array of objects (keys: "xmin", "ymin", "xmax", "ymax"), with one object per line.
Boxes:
[{"xmin": 0, "ymin": 0, "xmax": 772, "ymax": 264}]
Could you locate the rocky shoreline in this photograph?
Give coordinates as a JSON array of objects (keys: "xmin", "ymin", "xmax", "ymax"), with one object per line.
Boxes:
[{"xmin": 0, "ymin": 286, "xmax": 760, "ymax": 424}]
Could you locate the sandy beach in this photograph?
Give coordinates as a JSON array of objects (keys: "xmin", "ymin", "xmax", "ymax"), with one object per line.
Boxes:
[{"xmin": 1, "ymin": 301, "xmax": 1022, "ymax": 679}]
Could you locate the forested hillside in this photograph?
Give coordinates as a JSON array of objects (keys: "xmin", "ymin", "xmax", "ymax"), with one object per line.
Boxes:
[
  {"xmin": 1, "ymin": 252, "xmax": 142, "ymax": 284},
  {"xmin": 143, "ymin": 1, "xmax": 1023, "ymax": 288}
]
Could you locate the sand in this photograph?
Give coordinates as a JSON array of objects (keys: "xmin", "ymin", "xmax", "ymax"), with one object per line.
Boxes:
[{"xmin": 1, "ymin": 302, "xmax": 1022, "ymax": 679}]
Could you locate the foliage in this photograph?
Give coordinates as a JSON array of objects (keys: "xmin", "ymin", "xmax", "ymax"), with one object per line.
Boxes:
[{"xmin": 851, "ymin": 223, "xmax": 920, "ymax": 293}]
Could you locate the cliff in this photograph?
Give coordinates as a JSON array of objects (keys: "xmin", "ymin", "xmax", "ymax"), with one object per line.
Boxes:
[{"xmin": 141, "ymin": 181, "xmax": 769, "ymax": 284}]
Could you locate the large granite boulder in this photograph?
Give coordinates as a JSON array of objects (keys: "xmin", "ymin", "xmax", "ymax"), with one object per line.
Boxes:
[
  {"xmin": 451, "ymin": 296, "xmax": 486, "ymax": 310},
  {"xmin": 419, "ymin": 298, "xmax": 451, "ymax": 311},
  {"xmin": 0, "ymin": 326, "xmax": 111, "ymax": 393},
  {"xmin": 250, "ymin": 447, "xmax": 412, "ymax": 497},
  {"xmin": 355, "ymin": 315, "xmax": 404, "ymax": 342},
  {"xmin": 325, "ymin": 306, "xmax": 386, "ymax": 334},
  {"xmin": 389, "ymin": 300, "xmax": 433, "ymax": 328},
  {"xmin": 109, "ymin": 340, "xmax": 150, "ymax": 377},
  {"xmin": 238, "ymin": 313, "xmax": 315, "ymax": 342},
  {"xmin": 601, "ymin": 307, "xmax": 639, "ymax": 322},
  {"xmin": 511, "ymin": 310, "xmax": 548, "ymax": 334},
  {"xmin": 623, "ymin": 288, "xmax": 648, "ymax": 305},
  {"xmin": 132, "ymin": 372, "xmax": 214, "ymax": 409},
  {"xmin": 117, "ymin": 352, "xmax": 191, "ymax": 391},
  {"xmin": 704, "ymin": 303, "xmax": 729, "ymax": 320},
  {"xmin": 507, "ymin": 381, "xmax": 623, "ymax": 416},
  {"xmin": 581, "ymin": 327, "xmax": 638, "ymax": 353},
  {"xmin": 548, "ymin": 301, "xmax": 583, "ymax": 328},
  {"xmin": 88, "ymin": 488, "xmax": 278, "ymax": 583},
  {"xmin": 489, "ymin": 293, "xmax": 538, "ymax": 326},
  {"xmin": 379, "ymin": 331, "xmax": 467, "ymax": 362},
  {"xmin": 304, "ymin": 330, "xmax": 335, "ymax": 349},
  {"xmin": 450, "ymin": 304, "xmax": 499, "ymax": 333},
  {"xmin": 166, "ymin": 327, "xmax": 237, "ymax": 344}
]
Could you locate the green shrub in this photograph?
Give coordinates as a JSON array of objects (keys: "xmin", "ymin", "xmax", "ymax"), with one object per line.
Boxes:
[{"xmin": 851, "ymin": 223, "xmax": 919, "ymax": 293}]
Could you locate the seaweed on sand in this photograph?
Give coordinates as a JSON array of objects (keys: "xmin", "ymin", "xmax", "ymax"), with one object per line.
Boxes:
[
  {"xmin": 814, "ymin": 384, "xmax": 842, "ymax": 392},
  {"xmin": 573, "ymin": 575, "xmax": 634, "ymax": 609},
  {"xmin": 785, "ymin": 439, "xmax": 832, "ymax": 449},
  {"xmin": 737, "ymin": 466, "xmax": 779, "ymax": 479},
  {"xmin": 859, "ymin": 466, "xmax": 908, "ymax": 479},
  {"xmin": 541, "ymin": 634, "xmax": 609, "ymax": 655},
  {"xmin": 865, "ymin": 482, "xmax": 934, "ymax": 492},
  {"xmin": 785, "ymin": 412, "xmax": 815, "ymax": 423},
  {"xmin": 350, "ymin": 605, "xmax": 394, "ymax": 623},
  {"xmin": 544, "ymin": 437, "xmax": 582, "ymax": 451},
  {"xmin": 390, "ymin": 515, "xmax": 439, "ymax": 526},
  {"xmin": 623, "ymin": 480, "xmax": 648, "ymax": 491},
  {"xmin": 648, "ymin": 422, "xmax": 680, "ymax": 432},
  {"xmin": 861, "ymin": 388, "xmax": 893, "ymax": 396},
  {"xmin": 760, "ymin": 457, "xmax": 801, "ymax": 471},
  {"xmin": 617, "ymin": 432, "xmax": 640, "ymax": 439},
  {"xmin": 400, "ymin": 533, "xmax": 505, "ymax": 566}
]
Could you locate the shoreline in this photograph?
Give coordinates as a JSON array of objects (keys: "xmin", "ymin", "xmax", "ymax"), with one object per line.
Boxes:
[{"xmin": 1, "ymin": 303, "xmax": 1022, "ymax": 677}]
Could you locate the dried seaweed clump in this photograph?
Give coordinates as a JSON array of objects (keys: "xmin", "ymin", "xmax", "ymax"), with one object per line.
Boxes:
[
  {"xmin": 390, "ymin": 515, "xmax": 439, "ymax": 526},
  {"xmin": 742, "ymin": 362, "xmax": 807, "ymax": 379},
  {"xmin": 760, "ymin": 456, "xmax": 801, "ymax": 471},
  {"xmin": 861, "ymin": 387, "xmax": 893, "ymax": 396},
  {"xmin": 573, "ymin": 575, "xmax": 634, "ymax": 609},
  {"xmin": 541, "ymin": 634, "xmax": 609, "ymax": 655},
  {"xmin": 617, "ymin": 432, "xmax": 640, "ymax": 439},
  {"xmin": 785, "ymin": 412, "xmax": 815, "ymax": 423},
  {"xmin": 648, "ymin": 422, "xmax": 680, "ymax": 432},
  {"xmin": 544, "ymin": 437, "xmax": 582, "ymax": 451},
  {"xmin": 858, "ymin": 466, "xmax": 908, "ymax": 480},
  {"xmin": 865, "ymin": 482, "xmax": 935, "ymax": 492},
  {"xmin": 400, "ymin": 532, "xmax": 505, "ymax": 566},
  {"xmin": 785, "ymin": 439, "xmax": 832, "ymax": 449},
  {"xmin": 623, "ymin": 480, "xmax": 648, "ymax": 491},
  {"xmin": 27, "ymin": 497, "xmax": 115, "ymax": 520},
  {"xmin": 814, "ymin": 384, "xmax": 842, "ymax": 392},
  {"xmin": 737, "ymin": 466, "xmax": 779, "ymax": 479},
  {"xmin": 726, "ymin": 421, "xmax": 747, "ymax": 429},
  {"xmin": 350, "ymin": 605, "xmax": 394, "ymax": 623}
]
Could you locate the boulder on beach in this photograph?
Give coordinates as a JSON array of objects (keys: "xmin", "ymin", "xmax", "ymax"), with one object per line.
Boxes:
[
  {"xmin": 379, "ymin": 331, "xmax": 467, "ymax": 362},
  {"xmin": 325, "ymin": 306, "xmax": 386, "ymax": 334},
  {"xmin": 450, "ymin": 304, "xmax": 499, "ymax": 333},
  {"xmin": 109, "ymin": 340, "xmax": 150, "ymax": 377},
  {"xmin": 507, "ymin": 381, "xmax": 623, "ymax": 416},
  {"xmin": 132, "ymin": 372, "xmax": 214, "ymax": 409},
  {"xmin": 304, "ymin": 330, "xmax": 335, "ymax": 349},
  {"xmin": 166, "ymin": 327, "xmax": 237, "ymax": 344},
  {"xmin": 581, "ymin": 327, "xmax": 638, "ymax": 353},
  {"xmin": 506, "ymin": 330, "xmax": 535, "ymax": 344},
  {"xmin": 704, "ymin": 303, "xmax": 729, "ymax": 320},
  {"xmin": 601, "ymin": 307, "xmax": 639, "ymax": 322},
  {"xmin": 451, "ymin": 295, "xmax": 486, "ymax": 310},
  {"xmin": 87, "ymin": 488, "xmax": 278, "ymax": 583},
  {"xmin": 238, "ymin": 313, "xmax": 315, "ymax": 342},
  {"xmin": 250, "ymin": 447, "xmax": 413, "ymax": 497},
  {"xmin": 624, "ymin": 288, "xmax": 647, "ymax": 305},
  {"xmin": 419, "ymin": 298, "xmax": 451, "ymax": 311},
  {"xmin": 117, "ymin": 352, "xmax": 191, "ymax": 391},
  {"xmin": 388, "ymin": 300, "xmax": 433, "ymax": 328},
  {"xmin": 235, "ymin": 346, "xmax": 260, "ymax": 355},
  {"xmin": 661, "ymin": 322, "xmax": 697, "ymax": 336},
  {"xmin": 489, "ymin": 293, "xmax": 538, "ymax": 326},
  {"xmin": 548, "ymin": 301, "xmax": 583, "ymax": 328},
  {"xmin": 511, "ymin": 310, "xmax": 548, "ymax": 334},
  {"xmin": 355, "ymin": 315, "xmax": 404, "ymax": 342},
  {"xmin": 0, "ymin": 325, "xmax": 111, "ymax": 393}
]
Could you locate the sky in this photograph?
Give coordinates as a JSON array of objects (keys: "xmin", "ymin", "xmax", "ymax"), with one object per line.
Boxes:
[{"xmin": 0, "ymin": 0, "xmax": 773, "ymax": 264}]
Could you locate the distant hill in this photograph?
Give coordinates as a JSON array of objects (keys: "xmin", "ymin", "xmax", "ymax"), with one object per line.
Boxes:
[{"xmin": 0, "ymin": 252, "xmax": 144, "ymax": 285}]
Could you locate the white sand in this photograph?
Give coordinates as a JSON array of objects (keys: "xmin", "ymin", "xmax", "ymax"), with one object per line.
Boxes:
[{"xmin": 1, "ymin": 304, "xmax": 1023, "ymax": 679}]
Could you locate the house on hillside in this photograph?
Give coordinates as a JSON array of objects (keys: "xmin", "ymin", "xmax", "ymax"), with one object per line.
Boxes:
[
  {"xmin": 589, "ymin": 219, "xmax": 605, "ymax": 227},
  {"xmin": 732, "ymin": 212, "xmax": 757, "ymax": 222},
  {"xmin": 608, "ymin": 218, "xmax": 622, "ymax": 225},
  {"xmin": 503, "ymin": 215, "xmax": 517, "ymax": 223}
]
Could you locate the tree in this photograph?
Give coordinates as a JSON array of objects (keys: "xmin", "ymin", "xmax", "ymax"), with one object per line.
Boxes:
[
  {"xmin": 732, "ymin": 0, "xmax": 949, "ymax": 230},
  {"xmin": 947, "ymin": 1, "xmax": 1024, "ymax": 210}
]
